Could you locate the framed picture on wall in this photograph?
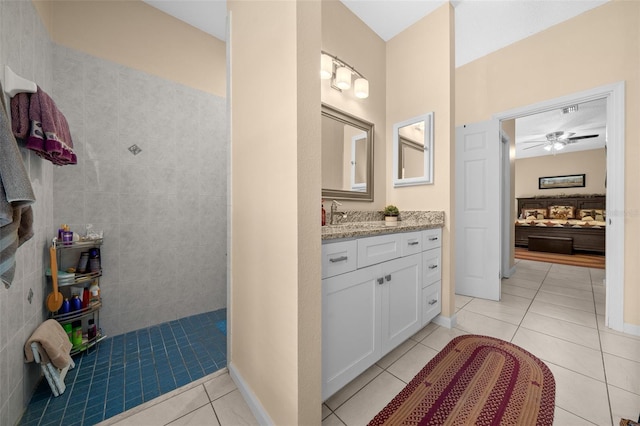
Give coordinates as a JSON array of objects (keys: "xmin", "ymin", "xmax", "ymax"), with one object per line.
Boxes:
[{"xmin": 538, "ymin": 174, "xmax": 586, "ymax": 189}]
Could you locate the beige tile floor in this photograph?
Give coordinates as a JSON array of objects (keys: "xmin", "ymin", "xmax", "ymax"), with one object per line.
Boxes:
[
  {"xmin": 323, "ymin": 259, "xmax": 640, "ymax": 426},
  {"xmin": 102, "ymin": 258, "xmax": 640, "ymax": 426},
  {"xmin": 99, "ymin": 370, "xmax": 257, "ymax": 425}
]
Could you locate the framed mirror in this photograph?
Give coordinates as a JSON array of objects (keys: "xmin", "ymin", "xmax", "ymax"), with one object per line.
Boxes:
[
  {"xmin": 322, "ymin": 104, "xmax": 374, "ymax": 201},
  {"xmin": 393, "ymin": 112, "xmax": 434, "ymax": 187}
]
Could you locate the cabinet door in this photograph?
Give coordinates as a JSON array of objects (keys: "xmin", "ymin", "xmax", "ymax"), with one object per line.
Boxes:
[
  {"xmin": 380, "ymin": 254, "xmax": 422, "ymax": 355},
  {"xmin": 322, "ymin": 266, "xmax": 381, "ymax": 400}
]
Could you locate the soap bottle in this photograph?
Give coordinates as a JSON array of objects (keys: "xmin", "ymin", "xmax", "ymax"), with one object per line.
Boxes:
[
  {"xmin": 71, "ymin": 320, "xmax": 82, "ymax": 347},
  {"xmin": 322, "ymin": 200, "xmax": 326, "ymax": 226},
  {"xmin": 82, "ymin": 288, "xmax": 91, "ymax": 309},
  {"xmin": 89, "ymin": 281, "xmax": 100, "ymax": 303},
  {"xmin": 87, "ymin": 319, "xmax": 97, "ymax": 340},
  {"xmin": 70, "ymin": 294, "xmax": 82, "ymax": 311},
  {"xmin": 59, "ymin": 298, "xmax": 70, "ymax": 314}
]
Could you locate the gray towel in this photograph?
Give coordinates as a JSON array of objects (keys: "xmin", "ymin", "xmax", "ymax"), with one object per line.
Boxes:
[
  {"xmin": 1, "ymin": 205, "xmax": 33, "ymax": 287},
  {"xmin": 0, "ymin": 81, "xmax": 36, "ymax": 288}
]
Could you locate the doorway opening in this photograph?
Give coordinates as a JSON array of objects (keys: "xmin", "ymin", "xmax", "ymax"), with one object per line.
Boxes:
[{"xmin": 495, "ymin": 82, "xmax": 625, "ymax": 332}]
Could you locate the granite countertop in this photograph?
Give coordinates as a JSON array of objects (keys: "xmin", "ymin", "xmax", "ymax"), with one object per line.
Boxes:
[{"xmin": 322, "ymin": 211, "xmax": 444, "ymax": 241}]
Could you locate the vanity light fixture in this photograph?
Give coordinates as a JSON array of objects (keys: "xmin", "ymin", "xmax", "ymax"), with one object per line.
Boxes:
[{"xmin": 320, "ymin": 51, "xmax": 369, "ymax": 99}]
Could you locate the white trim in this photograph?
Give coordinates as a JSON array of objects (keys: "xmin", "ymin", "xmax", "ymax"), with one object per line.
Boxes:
[
  {"xmin": 392, "ymin": 112, "xmax": 434, "ymax": 187},
  {"xmin": 500, "ymin": 129, "xmax": 512, "ymax": 279},
  {"xmin": 229, "ymin": 362, "xmax": 274, "ymax": 425},
  {"xmin": 503, "ymin": 265, "xmax": 516, "ymax": 279},
  {"xmin": 226, "ymin": 10, "xmax": 233, "ymax": 376},
  {"xmin": 432, "ymin": 313, "xmax": 457, "ymax": 329},
  {"xmin": 350, "ymin": 132, "xmax": 367, "ymax": 191},
  {"xmin": 494, "ymin": 81, "xmax": 626, "ymax": 332},
  {"xmin": 623, "ymin": 322, "xmax": 640, "ymax": 337}
]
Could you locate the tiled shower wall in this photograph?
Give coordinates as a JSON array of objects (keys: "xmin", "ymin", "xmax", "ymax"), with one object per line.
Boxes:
[
  {"xmin": 51, "ymin": 45, "xmax": 228, "ymax": 337},
  {"xmin": 0, "ymin": 1, "xmax": 55, "ymax": 425},
  {"xmin": 0, "ymin": 2, "xmax": 228, "ymax": 424}
]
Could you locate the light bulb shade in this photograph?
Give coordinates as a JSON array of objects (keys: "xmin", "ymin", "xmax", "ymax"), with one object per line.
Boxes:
[
  {"xmin": 335, "ymin": 67, "xmax": 351, "ymax": 90},
  {"xmin": 354, "ymin": 78, "xmax": 369, "ymax": 99},
  {"xmin": 554, "ymin": 142, "xmax": 565, "ymax": 150},
  {"xmin": 320, "ymin": 54, "xmax": 333, "ymax": 80},
  {"xmin": 543, "ymin": 145, "xmax": 552, "ymax": 151}
]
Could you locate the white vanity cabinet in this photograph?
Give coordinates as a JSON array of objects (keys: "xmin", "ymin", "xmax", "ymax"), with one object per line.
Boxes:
[
  {"xmin": 321, "ymin": 228, "xmax": 441, "ymax": 400},
  {"xmin": 422, "ymin": 229, "xmax": 442, "ymax": 326},
  {"xmin": 322, "ymin": 264, "xmax": 381, "ymax": 400}
]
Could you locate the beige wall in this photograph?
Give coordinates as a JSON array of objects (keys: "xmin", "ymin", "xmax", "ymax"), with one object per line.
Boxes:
[
  {"xmin": 456, "ymin": 1, "xmax": 640, "ymax": 326},
  {"xmin": 387, "ymin": 3, "xmax": 455, "ymax": 318},
  {"xmin": 515, "ymin": 149, "xmax": 606, "ymax": 198},
  {"xmin": 228, "ymin": 1, "xmax": 321, "ymax": 424},
  {"xmin": 321, "ymin": 0, "xmax": 386, "ymax": 210},
  {"xmin": 36, "ymin": 0, "xmax": 226, "ymax": 97}
]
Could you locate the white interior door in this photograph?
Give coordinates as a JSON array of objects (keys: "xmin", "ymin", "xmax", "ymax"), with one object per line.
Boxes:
[{"xmin": 455, "ymin": 121, "xmax": 501, "ymax": 300}]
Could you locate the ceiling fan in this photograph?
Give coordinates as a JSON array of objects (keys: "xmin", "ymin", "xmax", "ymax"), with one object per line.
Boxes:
[{"xmin": 523, "ymin": 131, "xmax": 599, "ymax": 153}]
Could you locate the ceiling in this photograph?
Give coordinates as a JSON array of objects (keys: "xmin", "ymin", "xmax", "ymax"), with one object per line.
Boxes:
[
  {"xmin": 515, "ymin": 98, "xmax": 606, "ymax": 159},
  {"xmin": 142, "ymin": 0, "xmax": 608, "ymax": 159}
]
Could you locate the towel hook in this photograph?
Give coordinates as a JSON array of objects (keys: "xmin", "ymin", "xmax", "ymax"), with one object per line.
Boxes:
[{"xmin": 4, "ymin": 65, "xmax": 36, "ymax": 98}]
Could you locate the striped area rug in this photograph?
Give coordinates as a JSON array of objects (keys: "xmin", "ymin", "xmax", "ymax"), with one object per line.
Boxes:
[
  {"xmin": 515, "ymin": 247, "xmax": 605, "ymax": 269},
  {"xmin": 368, "ymin": 335, "xmax": 555, "ymax": 426}
]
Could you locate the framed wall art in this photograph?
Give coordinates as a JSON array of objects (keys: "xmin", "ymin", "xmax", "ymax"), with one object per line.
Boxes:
[{"xmin": 538, "ymin": 174, "xmax": 585, "ymax": 190}]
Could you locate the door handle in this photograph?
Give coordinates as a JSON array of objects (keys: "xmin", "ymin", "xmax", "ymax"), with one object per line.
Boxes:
[
  {"xmin": 377, "ymin": 277, "xmax": 384, "ymax": 285},
  {"xmin": 385, "ymin": 274, "xmax": 391, "ymax": 282},
  {"xmin": 428, "ymin": 299, "xmax": 438, "ymax": 305},
  {"xmin": 329, "ymin": 256, "xmax": 348, "ymax": 263},
  {"xmin": 428, "ymin": 237, "xmax": 438, "ymax": 241},
  {"xmin": 428, "ymin": 264, "xmax": 438, "ymax": 270},
  {"xmin": 408, "ymin": 241, "xmax": 419, "ymax": 246}
]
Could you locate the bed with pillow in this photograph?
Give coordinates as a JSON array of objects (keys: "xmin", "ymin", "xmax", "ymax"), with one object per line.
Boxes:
[{"xmin": 515, "ymin": 195, "xmax": 606, "ymax": 254}]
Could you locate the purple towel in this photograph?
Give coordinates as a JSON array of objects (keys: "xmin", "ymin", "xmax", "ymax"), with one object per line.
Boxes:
[
  {"xmin": 10, "ymin": 92, "xmax": 29, "ymax": 139},
  {"xmin": 17, "ymin": 87, "xmax": 76, "ymax": 166}
]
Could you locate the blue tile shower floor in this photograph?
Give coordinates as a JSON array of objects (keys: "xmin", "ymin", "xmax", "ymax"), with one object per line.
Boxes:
[{"xmin": 19, "ymin": 309, "xmax": 227, "ymax": 426}]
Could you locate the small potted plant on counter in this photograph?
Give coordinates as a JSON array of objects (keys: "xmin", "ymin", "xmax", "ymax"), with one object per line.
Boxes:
[{"xmin": 383, "ymin": 205, "xmax": 400, "ymax": 226}]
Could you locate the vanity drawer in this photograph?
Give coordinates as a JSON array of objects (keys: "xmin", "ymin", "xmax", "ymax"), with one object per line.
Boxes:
[
  {"xmin": 357, "ymin": 234, "xmax": 401, "ymax": 268},
  {"xmin": 401, "ymin": 231, "xmax": 423, "ymax": 257},
  {"xmin": 322, "ymin": 240, "xmax": 357, "ymax": 279},
  {"xmin": 422, "ymin": 282, "xmax": 441, "ymax": 325},
  {"xmin": 422, "ymin": 247, "xmax": 441, "ymax": 287},
  {"xmin": 422, "ymin": 228, "xmax": 442, "ymax": 251}
]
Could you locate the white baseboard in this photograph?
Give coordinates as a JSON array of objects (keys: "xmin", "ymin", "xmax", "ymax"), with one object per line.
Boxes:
[
  {"xmin": 228, "ymin": 362, "xmax": 273, "ymax": 425},
  {"xmin": 623, "ymin": 322, "xmax": 640, "ymax": 337},
  {"xmin": 433, "ymin": 313, "xmax": 457, "ymax": 329}
]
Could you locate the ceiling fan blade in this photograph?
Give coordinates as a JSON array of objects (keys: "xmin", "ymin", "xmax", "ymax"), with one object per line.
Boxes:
[
  {"xmin": 567, "ymin": 134, "xmax": 599, "ymax": 141},
  {"xmin": 523, "ymin": 143, "xmax": 546, "ymax": 150},
  {"xmin": 522, "ymin": 140, "xmax": 548, "ymax": 144}
]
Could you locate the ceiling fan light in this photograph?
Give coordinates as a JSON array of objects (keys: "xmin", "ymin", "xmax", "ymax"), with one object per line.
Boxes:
[
  {"xmin": 553, "ymin": 141, "xmax": 565, "ymax": 150},
  {"xmin": 543, "ymin": 145, "xmax": 552, "ymax": 151}
]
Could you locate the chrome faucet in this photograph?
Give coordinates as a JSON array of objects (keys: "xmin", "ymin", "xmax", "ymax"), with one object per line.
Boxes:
[{"xmin": 330, "ymin": 200, "xmax": 346, "ymax": 225}]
